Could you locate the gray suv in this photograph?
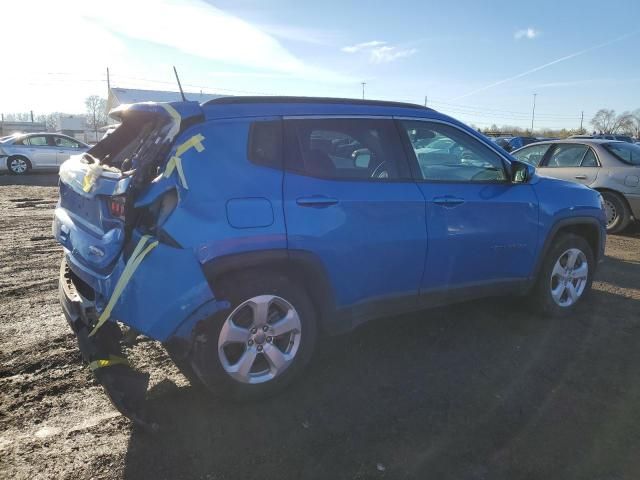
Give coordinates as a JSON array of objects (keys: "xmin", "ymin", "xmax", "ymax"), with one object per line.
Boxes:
[
  {"xmin": 513, "ymin": 139, "xmax": 640, "ymax": 233},
  {"xmin": 0, "ymin": 133, "xmax": 89, "ymax": 174}
]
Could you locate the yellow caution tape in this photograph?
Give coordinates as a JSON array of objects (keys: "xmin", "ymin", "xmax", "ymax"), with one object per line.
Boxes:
[
  {"xmin": 89, "ymin": 354, "xmax": 129, "ymax": 371},
  {"xmin": 89, "ymin": 235, "xmax": 159, "ymax": 337},
  {"xmin": 162, "ymin": 134, "xmax": 206, "ymax": 189}
]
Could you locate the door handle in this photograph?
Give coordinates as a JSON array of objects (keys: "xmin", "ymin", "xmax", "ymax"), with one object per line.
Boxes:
[
  {"xmin": 296, "ymin": 196, "xmax": 339, "ymax": 207},
  {"xmin": 574, "ymin": 175, "xmax": 587, "ymax": 180},
  {"xmin": 432, "ymin": 196, "xmax": 465, "ymax": 207}
]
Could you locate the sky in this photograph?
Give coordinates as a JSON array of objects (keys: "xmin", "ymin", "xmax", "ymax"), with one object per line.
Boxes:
[{"xmin": 2, "ymin": 0, "xmax": 639, "ymax": 130}]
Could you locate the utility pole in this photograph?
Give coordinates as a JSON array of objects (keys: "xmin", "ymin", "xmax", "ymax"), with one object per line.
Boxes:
[
  {"xmin": 361, "ymin": 82, "xmax": 366, "ymax": 100},
  {"xmin": 580, "ymin": 111, "xmax": 584, "ymax": 132},
  {"xmin": 424, "ymin": 95, "xmax": 428, "ymax": 107},
  {"xmin": 106, "ymin": 67, "xmax": 111, "ymax": 91},
  {"xmin": 530, "ymin": 93, "xmax": 537, "ymax": 133},
  {"xmin": 30, "ymin": 110, "xmax": 34, "ymax": 123}
]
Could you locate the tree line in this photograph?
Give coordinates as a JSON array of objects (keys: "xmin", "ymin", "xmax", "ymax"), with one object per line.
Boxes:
[{"xmin": 1, "ymin": 96, "xmax": 109, "ymax": 133}]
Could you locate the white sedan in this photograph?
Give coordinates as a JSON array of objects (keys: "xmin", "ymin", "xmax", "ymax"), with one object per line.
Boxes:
[{"xmin": 0, "ymin": 133, "xmax": 89, "ymax": 174}]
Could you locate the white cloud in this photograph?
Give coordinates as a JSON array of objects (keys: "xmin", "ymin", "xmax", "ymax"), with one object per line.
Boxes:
[
  {"xmin": 370, "ymin": 46, "xmax": 418, "ymax": 63},
  {"xmin": 342, "ymin": 41, "xmax": 417, "ymax": 63},
  {"xmin": 342, "ymin": 40, "xmax": 387, "ymax": 53},
  {"xmin": 514, "ymin": 27, "xmax": 540, "ymax": 40}
]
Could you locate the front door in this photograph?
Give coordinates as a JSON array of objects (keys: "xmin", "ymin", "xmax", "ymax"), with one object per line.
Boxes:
[
  {"xmin": 283, "ymin": 117, "xmax": 427, "ymax": 316},
  {"xmin": 397, "ymin": 119, "xmax": 539, "ymax": 299}
]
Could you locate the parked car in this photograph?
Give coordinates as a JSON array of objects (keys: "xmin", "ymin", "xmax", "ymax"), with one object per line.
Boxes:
[
  {"xmin": 53, "ymin": 97, "xmax": 606, "ymax": 425},
  {"xmin": 0, "ymin": 133, "xmax": 89, "ymax": 174},
  {"xmin": 513, "ymin": 139, "xmax": 640, "ymax": 233},
  {"xmin": 492, "ymin": 136, "xmax": 539, "ymax": 152},
  {"xmin": 570, "ymin": 134, "xmax": 635, "ymax": 143}
]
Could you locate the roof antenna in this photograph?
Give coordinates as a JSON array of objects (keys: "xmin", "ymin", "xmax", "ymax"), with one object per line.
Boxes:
[{"xmin": 173, "ymin": 66, "xmax": 187, "ymax": 101}]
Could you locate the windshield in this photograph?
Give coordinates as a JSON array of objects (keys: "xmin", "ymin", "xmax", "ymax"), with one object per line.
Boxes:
[{"xmin": 603, "ymin": 142, "xmax": 640, "ymax": 166}]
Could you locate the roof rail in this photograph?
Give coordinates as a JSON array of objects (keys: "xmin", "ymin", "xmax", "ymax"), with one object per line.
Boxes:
[{"xmin": 203, "ymin": 95, "xmax": 432, "ymax": 111}]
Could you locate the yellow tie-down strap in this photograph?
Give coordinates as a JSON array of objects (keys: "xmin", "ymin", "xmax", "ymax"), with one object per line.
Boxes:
[
  {"xmin": 89, "ymin": 354, "xmax": 130, "ymax": 371},
  {"xmin": 162, "ymin": 134, "xmax": 206, "ymax": 189},
  {"xmin": 89, "ymin": 235, "xmax": 159, "ymax": 337}
]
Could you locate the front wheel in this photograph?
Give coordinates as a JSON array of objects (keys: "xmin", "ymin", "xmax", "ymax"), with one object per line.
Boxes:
[
  {"xmin": 191, "ymin": 270, "xmax": 317, "ymax": 401},
  {"xmin": 531, "ymin": 234, "xmax": 594, "ymax": 317},
  {"xmin": 7, "ymin": 156, "xmax": 31, "ymax": 175}
]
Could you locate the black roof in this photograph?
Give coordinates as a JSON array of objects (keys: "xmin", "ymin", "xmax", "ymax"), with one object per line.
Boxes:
[{"xmin": 204, "ymin": 95, "xmax": 432, "ymax": 111}]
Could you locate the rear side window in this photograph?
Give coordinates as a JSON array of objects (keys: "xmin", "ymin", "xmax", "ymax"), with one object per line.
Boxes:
[
  {"xmin": 248, "ymin": 120, "xmax": 282, "ymax": 169},
  {"xmin": 284, "ymin": 118, "xmax": 410, "ymax": 180},
  {"xmin": 581, "ymin": 149, "xmax": 599, "ymax": 167},
  {"xmin": 545, "ymin": 144, "xmax": 589, "ymax": 167}
]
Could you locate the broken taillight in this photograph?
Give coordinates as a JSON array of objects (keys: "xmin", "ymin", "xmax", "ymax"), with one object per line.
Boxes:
[{"xmin": 108, "ymin": 196, "xmax": 126, "ymax": 220}]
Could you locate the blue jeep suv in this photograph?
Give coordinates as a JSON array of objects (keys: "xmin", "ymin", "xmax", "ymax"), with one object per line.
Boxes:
[{"xmin": 54, "ymin": 97, "xmax": 606, "ymax": 424}]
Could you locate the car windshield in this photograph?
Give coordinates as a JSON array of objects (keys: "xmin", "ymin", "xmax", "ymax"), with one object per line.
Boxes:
[{"xmin": 603, "ymin": 142, "xmax": 640, "ymax": 165}]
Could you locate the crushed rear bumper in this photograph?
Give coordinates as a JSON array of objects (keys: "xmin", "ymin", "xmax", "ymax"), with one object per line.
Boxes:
[{"xmin": 59, "ymin": 258, "xmax": 156, "ymax": 430}]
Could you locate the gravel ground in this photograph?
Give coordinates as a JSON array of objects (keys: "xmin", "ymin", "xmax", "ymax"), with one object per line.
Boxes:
[{"xmin": 1, "ymin": 173, "xmax": 639, "ymax": 480}]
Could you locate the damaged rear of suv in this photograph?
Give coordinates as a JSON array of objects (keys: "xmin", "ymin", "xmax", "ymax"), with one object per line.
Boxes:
[{"xmin": 55, "ymin": 97, "xmax": 606, "ymax": 427}]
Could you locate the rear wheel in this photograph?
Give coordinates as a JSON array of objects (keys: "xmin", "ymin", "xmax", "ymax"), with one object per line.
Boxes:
[
  {"xmin": 191, "ymin": 270, "xmax": 317, "ymax": 401},
  {"xmin": 531, "ymin": 234, "xmax": 594, "ymax": 317},
  {"xmin": 7, "ymin": 156, "xmax": 31, "ymax": 175},
  {"xmin": 602, "ymin": 191, "xmax": 631, "ymax": 234}
]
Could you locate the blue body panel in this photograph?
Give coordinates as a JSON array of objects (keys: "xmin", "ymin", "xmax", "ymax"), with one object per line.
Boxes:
[
  {"xmin": 283, "ymin": 173, "xmax": 427, "ymax": 307},
  {"xmin": 418, "ymin": 182, "xmax": 539, "ymax": 291},
  {"xmin": 53, "ymin": 99, "xmax": 607, "ymax": 344}
]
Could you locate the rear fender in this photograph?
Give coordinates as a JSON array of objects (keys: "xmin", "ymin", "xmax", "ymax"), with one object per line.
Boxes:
[{"xmin": 106, "ymin": 232, "xmax": 223, "ymax": 342}]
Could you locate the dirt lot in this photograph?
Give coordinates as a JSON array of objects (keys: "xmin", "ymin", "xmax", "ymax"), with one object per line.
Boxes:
[{"xmin": 1, "ymin": 173, "xmax": 639, "ymax": 480}]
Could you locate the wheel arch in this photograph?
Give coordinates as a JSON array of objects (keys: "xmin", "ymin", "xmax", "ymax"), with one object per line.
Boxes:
[
  {"xmin": 533, "ymin": 216, "xmax": 604, "ymax": 281},
  {"xmin": 201, "ymin": 249, "xmax": 338, "ymax": 334}
]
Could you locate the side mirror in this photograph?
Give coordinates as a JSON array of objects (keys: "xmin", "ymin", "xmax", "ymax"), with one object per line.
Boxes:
[
  {"xmin": 352, "ymin": 148, "xmax": 371, "ymax": 168},
  {"xmin": 511, "ymin": 159, "xmax": 535, "ymax": 183}
]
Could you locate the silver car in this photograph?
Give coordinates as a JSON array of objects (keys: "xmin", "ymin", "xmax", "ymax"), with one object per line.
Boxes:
[
  {"xmin": 513, "ymin": 139, "xmax": 640, "ymax": 233},
  {"xmin": 0, "ymin": 133, "xmax": 89, "ymax": 175}
]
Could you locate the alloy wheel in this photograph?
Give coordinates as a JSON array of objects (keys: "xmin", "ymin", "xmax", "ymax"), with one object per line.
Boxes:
[
  {"xmin": 550, "ymin": 248, "xmax": 588, "ymax": 307},
  {"xmin": 9, "ymin": 158, "xmax": 28, "ymax": 174},
  {"xmin": 217, "ymin": 295, "xmax": 302, "ymax": 384}
]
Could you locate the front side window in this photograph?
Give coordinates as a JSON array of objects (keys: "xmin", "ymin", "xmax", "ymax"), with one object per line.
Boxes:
[
  {"xmin": 285, "ymin": 118, "xmax": 409, "ymax": 180},
  {"xmin": 400, "ymin": 120, "xmax": 506, "ymax": 182},
  {"xmin": 604, "ymin": 142, "xmax": 640, "ymax": 165},
  {"xmin": 26, "ymin": 136, "xmax": 48, "ymax": 146},
  {"xmin": 546, "ymin": 144, "xmax": 589, "ymax": 167},
  {"xmin": 513, "ymin": 143, "xmax": 551, "ymax": 166}
]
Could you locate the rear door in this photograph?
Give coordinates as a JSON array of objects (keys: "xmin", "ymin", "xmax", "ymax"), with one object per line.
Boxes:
[
  {"xmin": 282, "ymin": 117, "xmax": 427, "ymax": 314},
  {"xmin": 537, "ymin": 143, "xmax": 599, "ymax": 186},
  {"xmin": 26, "ymin": 135, "xmax": 58, "ymax": 168}
]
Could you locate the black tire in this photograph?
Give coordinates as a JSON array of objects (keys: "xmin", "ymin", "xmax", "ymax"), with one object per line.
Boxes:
[
  {"xmin": 530, "ymin": 233, "xmax": 594, "ymax": 317},
  {"xmin": 602, "ymin": 191, "xmax": 631, "ymax": 234},
  {"xmin": 7, "ymin": 156, "xmax": 31, "ymax": 175},
  {"xmin": 165, "ymin": 344, "xmax": 203, "ymax": 388},
  {"xmin": 191, "ymin": 269, "xmax": 318, "ymax": 401}
]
